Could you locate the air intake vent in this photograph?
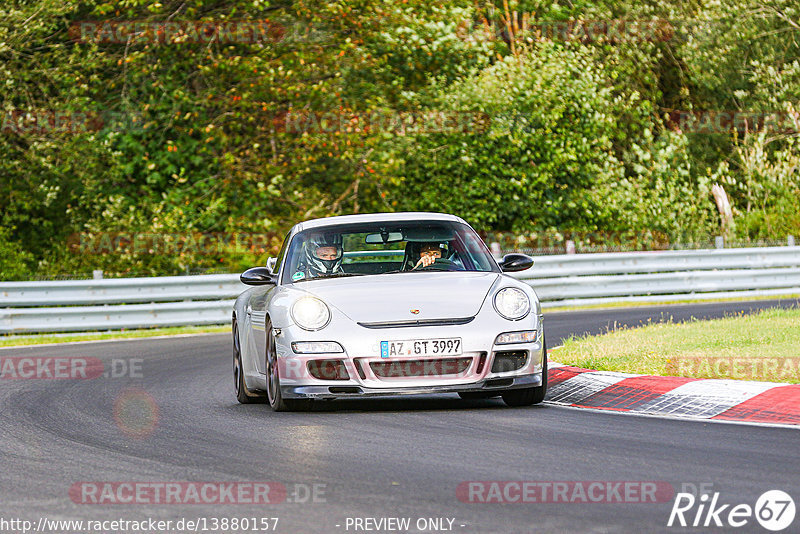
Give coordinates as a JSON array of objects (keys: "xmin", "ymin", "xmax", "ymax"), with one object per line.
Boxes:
[
  {"xmin": 307, "ymin": 359, "xmax": 350, "ymax": 380},
  {"xmin": 491, "ymin": 351, "xmax": 528, "ymax": 373}
]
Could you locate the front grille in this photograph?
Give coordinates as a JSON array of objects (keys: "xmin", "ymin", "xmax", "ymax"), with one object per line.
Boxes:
[
  {"xmin": 369, "ymin": 357, "xmax": 472, "ymax": 378},
  {"xmin": 491, "ymin": 351, "xmax": 528, "ymax": 373},
  {"xmin": 357, "ymin": 317, "xmax": 474, "ymax": 329}
]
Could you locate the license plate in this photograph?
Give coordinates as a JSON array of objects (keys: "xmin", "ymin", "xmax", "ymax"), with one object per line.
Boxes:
[{"xmin": 380, "ymin": 338, "xmax": 462, "ymax": 358}]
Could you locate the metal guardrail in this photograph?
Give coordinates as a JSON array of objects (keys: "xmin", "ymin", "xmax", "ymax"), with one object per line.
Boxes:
[
  {"xmin": 0, "ymin": 274, "xmax": 244, "ymax": 333},
  {"xmin": 523, "ymin": 268, "xmax": 800, "ymax": 306},
  {"xmin": 518, "ymin": 247, "xmax": 800, "ymax": 278},
  {"xmin": 510, "ymin": 246, "xmax": 800, "ymax": 307},
  {"xmin": 0, "ymin": 274, "xmax": 243, "ymax": 307},
  {"xmin": 1, "ymin": 246, "xmax": 799, "ymax": 333},
  {"xmin": 2, "ymin": 300, "xmax": 236, "ymax": 333}
]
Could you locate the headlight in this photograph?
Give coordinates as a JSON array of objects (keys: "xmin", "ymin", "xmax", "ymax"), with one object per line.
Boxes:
[
  {"xmin": 493, "ymin": 287, "xmax": 530, "ymax": 320},
  {"xmin": 291, "ymin": 297, "xmax": 331, "ymax": 330},
  {"xmin": 291, "ymin": 341, "xmax": 344, "ymax": 354}
]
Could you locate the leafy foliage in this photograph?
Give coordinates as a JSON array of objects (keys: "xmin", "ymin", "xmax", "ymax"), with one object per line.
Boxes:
[
  {"xmin": 0, "ymin": 0, "xmax": 798, "ymax": 278},
  {"xmin": 393, "ymin": 44, "xmax": 631, "ymax": 232}
]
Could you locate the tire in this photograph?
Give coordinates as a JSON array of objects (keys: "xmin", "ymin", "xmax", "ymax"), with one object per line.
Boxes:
[
  {"xmin": 501, "ymin": 338, "xmax": 548, "ymax": 407},
  {"xmin": 233, "ymin": 318, "xmax": 267, "ymax": 404},
  {"xmin": 265, "ymin": 318, "xmax": 313, "ymax": 412}
]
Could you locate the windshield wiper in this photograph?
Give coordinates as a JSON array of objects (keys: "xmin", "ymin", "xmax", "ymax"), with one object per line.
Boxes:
[
  {"xmin": 294, "ymin": 272, "xmax": 364, "ymax": 282},
  {"xmin": 382, "ymin": 268, "xmax": 453, "ymax": 274}
]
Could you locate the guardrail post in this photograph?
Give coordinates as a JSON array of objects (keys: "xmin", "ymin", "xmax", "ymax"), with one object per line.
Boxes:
[
  {"xmin": 789, "ymin": 235, "xmax": 796, "ymax": 247},
  {"xmin": 565, "ymin": 240, "xmax": 576, "ymax": 254},
  {"xmin": 92, "ymin": 270, "xmax": 103, "ymax": 279},
  {"xmin": 715, "ymin": 236, "xmax": 724, "ymax": 249}
]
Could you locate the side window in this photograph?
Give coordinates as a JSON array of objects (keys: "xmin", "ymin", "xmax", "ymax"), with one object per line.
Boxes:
[
  {"xmin": 459, "ymin": 227, "xmax": 494, "ymax": 271},
  {"xmin": 281, "ymin": 235, "xmax": 306, "ymax": 284},
  {"xmin": 272, "ymin": 232, "xmax": 291, "ymax": 275}
]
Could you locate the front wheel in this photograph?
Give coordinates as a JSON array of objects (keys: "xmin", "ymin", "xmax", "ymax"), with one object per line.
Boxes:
[
  {"xmin": 265, "ymin": 319, "xmax": 312, "ymax": 412},
  {"xmin": 501, "ymin": 338, "xmax": 548, "ymax": 407},
  {"xmin": 233, "ymin": 319, "xmax": 266, "ymax": 404}
]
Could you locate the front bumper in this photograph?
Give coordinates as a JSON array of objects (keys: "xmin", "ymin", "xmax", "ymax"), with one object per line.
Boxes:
[
  {"xmin": 258, "ymin": 295, "xmax": 545, "ymax": 399},
  {"xmin": 282, "ymin": 372, "xmax": 542, "ymax": 399}
]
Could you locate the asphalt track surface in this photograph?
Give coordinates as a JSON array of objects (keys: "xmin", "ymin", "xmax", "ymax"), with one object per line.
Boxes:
[{"xmin": 1, "ymin": 299, "xmax": 799, "ymax": 534}]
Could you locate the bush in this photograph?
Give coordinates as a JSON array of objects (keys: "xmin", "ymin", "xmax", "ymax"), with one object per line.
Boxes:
[
  {"xmin": 0, "ymin": 226, "xmax": 33, "ymax": 280},
  {"xmin": 392, "ymin": 43, "xmax": 634, "ymax": 233}
]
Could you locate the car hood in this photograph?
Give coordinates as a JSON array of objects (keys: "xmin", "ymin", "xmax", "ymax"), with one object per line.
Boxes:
[{"xmin": 294, "ymin": 272, "xmax": 500, "ymax": 323}]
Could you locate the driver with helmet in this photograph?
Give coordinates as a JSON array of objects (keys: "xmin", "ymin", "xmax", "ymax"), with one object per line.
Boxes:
[{"xmin": 299, "ymin": 234, "xmax": 344, "ymax": 278}]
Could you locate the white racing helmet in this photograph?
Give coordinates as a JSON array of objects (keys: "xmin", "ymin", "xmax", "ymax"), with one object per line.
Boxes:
[{"xmin": 303, "ymin": 233, "xmax": 343, "ymax": 276}]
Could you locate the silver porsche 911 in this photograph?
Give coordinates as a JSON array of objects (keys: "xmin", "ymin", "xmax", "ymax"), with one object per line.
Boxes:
[{"xmin": 232, "ymin": 212, "xmax": 546, "ymax": 411}]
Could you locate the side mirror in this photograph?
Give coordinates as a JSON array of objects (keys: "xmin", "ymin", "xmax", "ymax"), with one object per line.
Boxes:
[
  {"xmin": 240, "ymin": 266, "xmax": 278, "ymax": 286},
  {"xmin": 498, "ymin": 253, "xmax": 534, "ymax": 272},
  {"xmin": 266, "ymin": 257, "xmax": 277, "ymax": 273}
]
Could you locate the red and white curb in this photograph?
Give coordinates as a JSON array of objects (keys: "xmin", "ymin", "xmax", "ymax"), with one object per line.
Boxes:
[{"xmin": 545, "ymin": 362, "xmax": 800, "ymax": 427}]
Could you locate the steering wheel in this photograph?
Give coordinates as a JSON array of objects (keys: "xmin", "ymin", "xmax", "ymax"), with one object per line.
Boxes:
[{"xmin": 418, "ymin": 258, "xmax": 458, "ymax": 271}]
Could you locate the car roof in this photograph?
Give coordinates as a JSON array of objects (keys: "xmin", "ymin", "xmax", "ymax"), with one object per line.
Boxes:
[{"xmin": 293, "ymin": 212, "xmax": 467, "ymax": 233}]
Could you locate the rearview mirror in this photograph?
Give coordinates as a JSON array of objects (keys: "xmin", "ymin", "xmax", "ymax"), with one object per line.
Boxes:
[
  {"xmin": 365, "ymin": 231, "xmax": 403, "ymax": 244},
  {"xmin": 240, "ymin": 266, "xmax": 278, "ymax": 285},
  {"xmin": 498, "ymin": 253, "xmax": 534, "ymax": 272}
]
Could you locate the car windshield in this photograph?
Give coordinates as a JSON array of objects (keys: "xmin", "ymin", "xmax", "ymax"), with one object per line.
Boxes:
[{"xmin": 282, "ymin": 220, "xmax": 499, "ymax": 283}]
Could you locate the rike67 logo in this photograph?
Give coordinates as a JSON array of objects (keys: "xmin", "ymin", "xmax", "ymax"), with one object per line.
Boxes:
[{"xmin": 668, "ymin": 490, "xmax": 795, "ymax": 531}]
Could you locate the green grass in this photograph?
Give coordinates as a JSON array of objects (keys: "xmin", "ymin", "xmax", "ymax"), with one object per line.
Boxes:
[
  {"xmin": 0, "ymin": 325, "xmax": 229, "ymax": 348},
  {"xmin": 554, "ymin": 307, "xmax": 800, "ymax": 383}
]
